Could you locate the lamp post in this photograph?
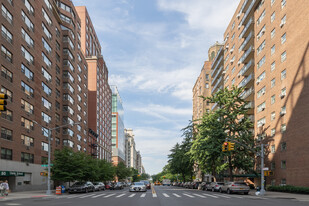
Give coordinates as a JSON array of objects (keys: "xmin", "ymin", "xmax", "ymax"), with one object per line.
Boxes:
[{"xmin": 34, "ymin": 121, "xmax": 80, "ymax": 195}]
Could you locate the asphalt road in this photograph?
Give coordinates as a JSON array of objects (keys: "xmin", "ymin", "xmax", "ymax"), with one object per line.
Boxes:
[{"xmin": 1, "ymin": 186, "xmax": 308, "ymax": 206}]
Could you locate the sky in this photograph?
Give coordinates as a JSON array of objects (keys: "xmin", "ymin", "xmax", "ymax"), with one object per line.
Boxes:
[{"xmin": 73, "ymin": 0, "xmax": 240, "ymax": 175}]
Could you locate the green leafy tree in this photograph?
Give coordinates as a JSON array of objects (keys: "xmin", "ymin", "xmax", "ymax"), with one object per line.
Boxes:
[
  {"xmin": 97, "ymin": 160, "xmax": 115, "ymax": 182},
  {"xmin": 115, "ymin": 162, "xmax": 131, "ymax": 181}
]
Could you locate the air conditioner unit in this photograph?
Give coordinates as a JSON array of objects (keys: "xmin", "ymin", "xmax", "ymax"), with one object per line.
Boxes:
[
  {"xmin": 261, "ymin": 107, "xmax": 265, "ymax": 111},
  {"xmin": 280, "ymin": 111, "xmax": 286, "ymax": 116},
  {"xmin": 256, "ymin": 80, "xmax": 260, "ymax": 85},
  {"xmin": 238, "ymin": 61, "xmax": 241, "ymax": 65},
  {"xmin": 230, "ymin": 59, "xmax": 234, "ymax": 63},
  {"xmin": 226, "ymin": 45, "xmax": 229, "ymax": 49},
  {"xmin": 236, "ymin": 13, "xmax": 241, "ymax": 19},
  {"xmin": 280, "ymin": 22, "xmax": 285, "ymax": 28},
  {"xmin": 230, "ymin": 49, "xmax": 234, "ymax": 53},
  {"xmin": 222, "ymin": 71, "xmax": 226, "ymax": 74},
  {"xmin": 238, "ymin": 74, "xmax": 241, "ymax": 78},
  {"xmin": 262, "ymin": 91, "xmax": 266, "ymax": 95},
  {"xmin": 280, "ymin": 93, "xmax": 286, "ymax": 98}
]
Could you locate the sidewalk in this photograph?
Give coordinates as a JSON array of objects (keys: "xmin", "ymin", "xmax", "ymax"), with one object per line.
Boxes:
[
  {"xmin": 250, "ymin": 190, "xmax": 309, "ymax": 202},
  {"xmin": 0, "ymin": 190, "xmax": 55, "ymax": 201}
]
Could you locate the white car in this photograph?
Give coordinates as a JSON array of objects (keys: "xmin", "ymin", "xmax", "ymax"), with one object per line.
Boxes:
[{"xmin": 129, "ymin": 182, "xmax": 147, "ymax": 192}]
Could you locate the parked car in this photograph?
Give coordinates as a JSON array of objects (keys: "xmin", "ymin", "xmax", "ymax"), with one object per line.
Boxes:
[
  {"xmin": 220, "ymin": 182, "xmax": 250, "ymax": 194},
  {"xmin": 140, "ymin": 180, "xmax": 151, "ymax": 189},
  {"xmin": 193, "ymin": 182, "xmax": 202, "ymax": 189},
  {"xmin": 68, "ymin": 182, "xmax": 95, "ymax": 193},
  {"xmin": 188, "ymin": 182, "xmax": 195, "ymax": 189},
  {"xmin": 93, "ymin": 182, "xmax": 105, "ymax": 191},
  {"xmin": 201, "ymin": 182, "xmax": 211, "ymax": 190},
  {"xmin": 110, "ymin": 182, "xmax": 124, "ymax": 190},
  {"xmin": 206, "ymin": 182, "xmax": 224, "ymax": 192},
  {"xmin": 129, "ymin": 182, "xmax": 147, "ymax": 192},
  {"xmin": 105, "ymin": 183, "xmax": 112, "ymax": 189}
]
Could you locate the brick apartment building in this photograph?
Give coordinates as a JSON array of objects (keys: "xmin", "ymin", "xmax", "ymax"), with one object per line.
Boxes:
[
  {"xmin": 194, "ymin": 0, "xmax": 309, "ymax": 187},
  {"xmin": 0, "ymin": 0, "xmax": 111, "ymax": 191},
  {"xmin": 75, "ymin": 6, "xmax": 112, "ymax": 162}
]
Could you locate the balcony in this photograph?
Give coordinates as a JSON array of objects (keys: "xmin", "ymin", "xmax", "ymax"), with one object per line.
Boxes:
[
  {"xmin": 239, "ymin": 0, "xmax": 257, "ymax": 26},
  {"xmin": 239, "ymin": 31, "xmax": 253, "ymax": 52},
  {"xmin": 211, "ymin": 55, "xmax": 223, "ymax": 77},
  {"xmin": 239, "ymin": 0, "xmax": 249, "ymax": 13},
  {"xmin": 245, "ymin": 101, "xmax": 254, "ymax": 109},
  {"xmin": 239, "ymin": 59, "xmax": 253, "ymax": 77},
  {"xmin": 211, "ymin": 76, "xmax": 223, "ymax": 94},
  {"xmin": 211, "ymin": 65, "xmax": 223, "ymax": 86},
  {"xmin": 239, "ymin": 17, "xmax": 253, "ymax": 40},
  {"xmin": 239, "ymin": 45, "xmax": 254, "ymax": 64},
  {"xmin": 238, "ymin": 73, "xmax": 254, "ymax": 88},
  {"xmin": 240, "ymin": 86, "xmax": 254, "ymax": 100}
]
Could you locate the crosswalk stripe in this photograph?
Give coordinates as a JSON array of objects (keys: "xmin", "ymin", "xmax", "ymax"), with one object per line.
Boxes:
[
  {"xmin": 203, "ymin": 193, "xmax": 219, "ymax": 198},
  {"xmin": 79, "ymin": 194, "xmax": 96, "ymax": 199},
  {"xmin": 193, "ymin": 193, "xmax": 207, "ymax": 198},
  {"xmin": 183, "ymin": 193, "xmax": 194, "ymax": 198},
  {"xmin": 91, "ymin": 193, "xmax": 106, "ymax": 198},
  {"xmin": 129, "ymin": 194, "xmax": 136, "ymax": 198},
  {"xmin": 66, "ymin": 194, "xmax": 82, "ymax": 199},
  {"xmin": 116, "ymin": 194, "xmax": 126, "ymax": 198},
  {"xmin": 140, "ymin": 193, "xmax": 146, "ymax": 197},
  {"xmin": 152, "ymin": 193, "xmax": 157, "ymax": 197},
  {"xmin": 162, "ymin": 193, "xmax": 170, "ymax": 197},
  {"xmin": 214, "ymin": 194, "xmax": 231, "ymax": 198},
  {"xmin": 104, "ymin": 194, "xmax": 116, "ymax": 198},
  {"xmin": 229, "ymin": 195, "xmax": 243, "ymax": 199},
  {"xmin": 173, "ymin": 193, "xmax": 181, "ymax": 197}
]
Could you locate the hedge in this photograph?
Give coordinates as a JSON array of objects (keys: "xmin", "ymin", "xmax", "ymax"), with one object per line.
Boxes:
[{"xmin": 267, "ymin": 185, "xmax": 309, "ymax": 194}]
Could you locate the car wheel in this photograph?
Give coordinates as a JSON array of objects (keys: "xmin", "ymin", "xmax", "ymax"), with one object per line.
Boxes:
[
  {"xmin": 227, "ymin": 189, "xmax": 231, "ymax": 194},
  {"xmin": 212, "ymin": 188, "xmax": 215, "ymax": 192},
  {"xmin": 244, "ymin": 192, "xmax": 249, "ymax": 195},
  {"xmin": 219, "ymin": 188, "xmax": 222, "ymax": 193},
  {"xmin": 85, "ymin": 188, "xmax": 88, "ymax": 193}
]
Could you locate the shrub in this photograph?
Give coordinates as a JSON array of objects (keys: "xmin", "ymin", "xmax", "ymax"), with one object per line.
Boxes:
[{"xmin": 267, "ymin": 185, "xmax": 309, "ymax": 194}]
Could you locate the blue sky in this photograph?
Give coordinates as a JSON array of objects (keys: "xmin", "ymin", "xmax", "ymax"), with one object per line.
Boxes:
[{"xmin": 73, "ymin": 0, "xmax": 240, "ymax": 175}]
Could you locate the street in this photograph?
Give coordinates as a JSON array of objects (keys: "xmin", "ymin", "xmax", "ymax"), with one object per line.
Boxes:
[{"xmin": 1, "ymin": 186, "xmax": 308, "ymax": 206}]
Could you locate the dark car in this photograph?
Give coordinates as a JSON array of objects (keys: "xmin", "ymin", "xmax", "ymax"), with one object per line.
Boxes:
[
  {"xmin": 68, "ymin": 182, "xmax": 95, "ymax": 193},
  {"xmin": 110, "ymin": 182, "xmax": 124, "ymax": 190},
  {"xmin": 93, "ymin": 182, "xmax": 105, "ymax": 191},
  {"xmin": 193, "ymin": 182, "xmax": 202, "ymax": 189},
  {"xmin": 140, "ymin": 180, "xmax": 151, "ymax": 189}
]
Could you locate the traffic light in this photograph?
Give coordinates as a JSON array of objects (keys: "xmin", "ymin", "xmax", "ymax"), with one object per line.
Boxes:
[
  {"xmin": 0, "ymin": 93, "xmax": 8, "ymax": 114},
  {"xmin": 222, "ymin": 142, "xmax": 228, "ymax": 152},
  {"xmin": 40, "ymin": 172, "xmax": 48, "ymax": 176},
  {"xmin": 228, "ymin": 142, "xmax": 235, "ymax": 151}
]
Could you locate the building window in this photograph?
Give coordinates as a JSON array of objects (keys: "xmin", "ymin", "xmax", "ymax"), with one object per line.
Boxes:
[
  {"xmin": 271, "ymin": 45, "xmax": 275, "ymax": 55},
  {"xmin": 42, "ymin": 97, "xmax": 51, "ymax": 110},
  {"xmin": 21, "ymin": 117, "xmax": 34, "ymax": 130},
  {"xmin": 257, "ymin": 71, "xmax": 266, "ymax": 83},
  {"xmin": 281, "ymin": 160, "xmax": 286, "ymax": 169},
  {"xmin": 271, "ymin": 28, "xmax": 275, "ymax": 39},
  {"xmin": 21, "ymin": 99, "xmax": 34, "ymax": 114},
  {"xmin": 271, "ymin": 162, "xmax": 276, "ymax": 170},
  {"xmin": 257, "ymin": 86, "xmax": 266, "ymax": 98},
  {"xmin": 42, "ymin": 82, "xmax": 51, "ymax": 96},
  {"xmin": 271, "ymin": 78, "xmax": 275, "ymax": 88},
  {"xmin": 281, "ymin": 179, "xmax": 286, "ymax": 185},
  {"xmin": 205, "ymin": 83, "xmax": 209, "ymax": 89},
  {"xmin": 281, "ymin": 15, "xmax": 286, "ymax": 27},
  {"xmin": 24, "ymin": 0, "xmax": 34, "ymax": 15},
  {"xmin": 257, "ymin": 40, "xmax": 265, "ymax": 56},
  {"xmin": 257, "ymin": 25, "xmax": 266, "ymax": 41},
  {"xmin": 257, "ymin": 117, "xmax": 266, "ymax": 127},
  {"xmin": 257, "ymin": 10, "xmax": 266, "ymax": 26},
  {"xmin": 42, "ymin": 67, "xmax": 51, "ymax": 82},
  {"xmin": 271, "ymin": 128, "xmax": 275, "ymax": 137},
  {"xmin": 271, "ymin": 112, "xmax": 276, "ymax": 121},
  {"xmin": 281, "ymin": 124, "xmax": 286, "ymax": 133},
  {"xmin": 42, "ymin": 8, "xmax": 52, "ymax": 25},
  {"xmin": 21, "ymin": 81, "xmax": 34, "ymax": 97},
  {"xmin": 281, "ymin": 142, "xmax": 287, "ymax": 151},
  {"xmin": 1, "ymin": 25, "xmax": 12, "ymax": 43},
  {"xmin": 1, "ymin": 109, "xmax": 12, "ymax": 121},
  {"xmin": 21, "ymin": 64, "xmax": 33, "ymax": 81},
  {"xmin": 21, "ymin": 134, "xmax": 34, "ymax": 147},
  {"xmin": 271, "ymin": 145, "xmax": 275, "ymax": 153},
  {"xmin": 271, "ymin": 12, "xmax": 275, "ymax": 22},
  {"xmin": 281, "ymin": 51, "xmax": 287, "ymax": 62},
  {"xmin": 21, "ymin": 46, "xmax": 34, "ymax": 64},
  {"xmin": 257, "ymin": 56, "xmax": 266, "ymax": 69},
  {"xmin": 1, "ymin": 5, "xmax": 13, "ymax": 24},
  {"xmin": 1, "ymin": 127, "xmax": 12, "ymax": 141},
  {"xmin": 281, "ymin": 33, "xmax": 286, "ymax": 44},
  {"xmin": 281, "ymin": 0, "xmax": 286, "ymax": 8},
  {"xmin": 21, "ymin": 152, "xmax": 34, "ymax": 163},
  {"xmin": 271, "ymin": 0, "xmax": 275, "ymax": 6},
  {"xmin": 41, "ymin": 142, "xmax": 48, "ymax": 151},
  {"xmin": 1, "ymin": 148, "xmax": 12, "ymax": 160},
  {"xmin": 42, "ymin": 112, "xmax": 51, "ymax": 124},
  {"xmin": 1, "ymin": 45, "xmax": 12, "ymax": 63},
  {"xmin": 281, "ymin": 87, "xmax": 286, "ymax": 98},
  {"xmin": 206, "ymin": 74, "xmax": 209, "ymax": 81},
  {"xmin": 42, "ymin": 38, "xmax": 52, "ymax": 53},
  {"xmin": 42, "ymin": 23, "xmax": 52, "ymax": 39},
  {"xmin": 257, "ymin": 102, "xmax": 266, "ymax": 113},
  {"xmin": 281, "ymin": 69, "xmax": 286, "ymax": 80},
  {"xmin": 281, "ymin": 106, "xmax": 286, "ymax": 115},
  {"xmin": 271, "ymin": 61, "xmax": 275, "ymax": 71},
  {"xmin": 271, "ymin": 95, "xmax": 275, "ymax": 105},
  {"xmin": 21, "ymin": 11, "xmax": 34, "ymax": 31},
  {"xmin": 1, "ymin": 87, "xmax": 12, "ymax": 102},
  {"xmin": 1, "ymin": 65, "xmax": 12, "ymax": 82}
]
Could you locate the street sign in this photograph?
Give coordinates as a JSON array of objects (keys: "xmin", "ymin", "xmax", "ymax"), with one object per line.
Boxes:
[
  {"xmin": 0, "ymin": 171, "xmax": 25, "ymax": 177},
  {"xmin": 41, "ymin": 164, "xmax": 53, "ymax": 167},
  {"xmin": 262, "ymin": 167, "xmax": 269, "ymax": 171}
]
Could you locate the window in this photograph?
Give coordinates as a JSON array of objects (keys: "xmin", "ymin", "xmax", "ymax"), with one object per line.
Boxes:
[
  {"xmin": 42, "ymin": 52, "xmax": 51, "ymax": 68},
  {"xmin": 1, "ymin": 127, "xmax": 12, "ymax": 141},
  {"xmin": 42, "ymin": 67, "xmax": 51, "ymax": 82},
  {"xmin": 24, "ymin": 0, "xmax": 34, "ymax": 15},
  {"xmin": 257, "ymin": 10, "xmax": 266, "ymax": 25},
  {"xmin": 21, "ymin": 46, "xmax": 34, "ymax": 64},
  {"xmin": 281, "ymin": 87, "xmax": 286, "ymax": 97},
  {"xmin": 281, "ymin": 51, "xmax": 287, "ymax": 62},
  {"xmin": 21, "ymin": 152, "xmax": 34, "ymax": 163},
  {"xmin": 42, "ymin": 23, "xmax": 52, "ymax": 39},
  {"xmin": 281, "ymin": 105, "xmax": 286, "ymax": 115},
  {"xmin": 281, "ymin": 142, "xmax": 287, "ymax": 151},
  {"xmin": 1, "ymin": 148, "xmax": 12, "ymax": 160},
  {"xmin": 1, "ymin": 45, "xmax": 12, "ymax": 62},
  {"xmin": 21, "ymin": 64, "xmax": 33, "ymax": 80},
  {"xmin": 281, "ymin": 0, "xmax": 286, "ymax": 8},
  {"xmin": 21, "ymin": 81, "xmax": 34, "ymax": 97},
  {"xmin": 271, "ymin": 128, "xmax": 275, "ymax": 137},
  {"xmin": 271, "ymin": 162, "xmax": 276, "ymax": 170},
  {"xmin": 42, "ymin": 38, "xmax": 51, "ymax": 53},
  {"xmin": 1, "ymin": 25, "xmax": 12, "ymax": 43},
  {"xmin": 271, "ymin": 112, "xmax": 276, "ymax": 121},
  {"xmin": 41, "ymin": 142, "xmax": 48, "ymax": 151},
  {"xmin": 1, "ymin": 65, "xmax": 12, "ymax": 82},
  {"xmin": 257, "ymin": 25, "xmax": 265, "ymax": 41},
  {"xmin": 257, "ymin": 86, "xmax": 266, "ymax": 98},
  {"xmin": 21, "ymin": 28, "xmax": 34, "ymax": 47},
  {"xmin": 63, "ymin": 139, "xmax": 74, "ymax": 148},
  {"xmin": 44, "ymin": 0, "xmax": 52, "ymax": 10},
  {"xmin": 271, "ymin": 78, "xmax": 276, "ymax": 88},
  {"xmin": 281, "ymin": 160, "xmax": 286, "ymax": 169},
  {"xmin": 281, "ymin": 124, "xmax": 286, "ymax": 133},
  {"xmin": 257, "ymin": 102, "xmax": 266, "ymax": 113},
  {"xmin": 257, "ymin": 117, "xmax": 266, "ymax": 127},
  {"xmin": 281, "ymin": 15, "xmax": 286, "ymax": 27},
  {"xmin": 271, "ymin": 0, "xmax": 275, "ymax": 6},
  {"xmin": 231, "ymin": 33, "xmax": 235, "ymax": 42},
  {"xmin": 257, "ymin": 40, "xmax": 265, "ymax": 55},
  {"xmin": 271, "ymin": 12, "xmax": 275, "ymax": 22},
  {"xmin": 1, "ymin": 87, "xmax": 12, "ymax": 102},
  {"xmin": 1, "ymin": 5, "xmax": 13, "ymax": 24},
  {"xmin": 271, "ymin": 61, "xmax": 275, "ymax": 71},
  {"xmin": 41, "ymin": 156, "xmax": 48, "ymax": 164},
  {"xmin": 42, "ymin": 8, "xmax": 52, "ymax": 25},
  {"xmin": 42, "ymin": 127, "xmax": 49, "ymax": 137},
  {"xmin": 271, "ymin": 28, "xmax": 275, "ymax": 39},
  {"xmin": 281, "ymin": 179, "xmax": 286, "ymax": 185},
  {"xmin": 271, "ymin": 145, "xmax": 275, "ymax": 153},
  {"xmin": 281, "ymin": 33, "xmax": 286, "ymax": 44},
  {"xmin": 257, "ymin": 71, "xmax": 266, "ymax": 83},
  {"xmin": 257, "ymin": 56, "xmax": 266, "ymax": 69},
  {"xmin": 1, "ymin": 109, "xmax": 12, "ymax": 121},
  {"xmin": 281, "ymin": 69, "xmax": 286, "ymax": 80},
  {"xmin": 21, "ymin": 134, "xmax": 34, "ymax": 147},
  {"xmin": 21, "ymin": 117, "xmax": 34, "ymax": 130},
  {"xmin": 206, "ymin": 74, "xmax": 209, "ymax": 81},
  {"xmin": 271, "ymin": 95, "xmax": 275, "ymax": 104},
  {"xmin": 42, "ymin": 112, "xmax": 51, "ymax": 123},
  {"xmin": 205, "ymin": 83, "xmax": 209, "ymax": 89},
  {"xmin": 271, "ymin": 45, "xmax": 275, "ymax": 55},
  {"xmin": 21, "ymin": 99, "xmax": 34, "ymax": 114},
  {"xmin": 55, "ymin": 138, "xmax": 60, "ymax": 146},
  {"xmin": 231, "ymin": 78, "xmax": 235, "ymax": 85},
  {"xmin": 42, "ymin": 97, "xmax": 51, "ymax": 110},
  {"xmin": 21, "ymin": 11, "xmax": 34, "ymax": 31}
]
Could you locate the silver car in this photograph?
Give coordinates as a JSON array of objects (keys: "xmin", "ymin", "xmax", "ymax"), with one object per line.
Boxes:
[
  {"xmin": 206, "ymin": 182, "xmax": 224, "ymax": 192},
  {"xmin": 129, "ymin": 182, "xmax": 147, "ymax": 192},
  {"xmin": 219, "ymin": 182, "xmax": 250, "ymax": 194}
]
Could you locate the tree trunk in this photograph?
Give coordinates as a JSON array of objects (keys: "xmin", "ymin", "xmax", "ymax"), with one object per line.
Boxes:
[
  {"xmin": 182, "ymin": 173, "xmax": 186, "ymax": 182},
  {"xmin": 228, "ymin": 156, "xmax": 233, "ymax": 181}
]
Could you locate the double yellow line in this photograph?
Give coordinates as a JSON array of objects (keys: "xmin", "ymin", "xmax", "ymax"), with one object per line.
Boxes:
[{"xmin": 151, "ymin": 183, "xmax": 156, "ymax": 194}]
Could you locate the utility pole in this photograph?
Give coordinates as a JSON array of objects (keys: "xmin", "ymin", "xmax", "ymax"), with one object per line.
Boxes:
[{"xmin": 260, "ymin": 143, "xmax": 265, "ymax": 195}]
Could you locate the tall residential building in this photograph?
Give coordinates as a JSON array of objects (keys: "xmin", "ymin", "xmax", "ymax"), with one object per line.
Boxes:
[
  {"xmin": 209, "ymin": 0, "xmax": 309, "ymax": 187},
  {"xmin": 136, "ymin": 151, "xmax": 142, "ymax": 174},
  {"xmin": 125, "ymin": 128, "xmax": 137, "ymax": 169},
  {"xmin": 75, "ymin": 6, "xmax": 112, "ymax": 162},
  {"xmin": 193, "ymin": 42, "xmax": 223, "ymax": 122},
  {"xmin": 0, "ymin": 0, "xmax": 90, "ymax": 191},
  {"xmin": 111, "ymin": 85, "xmax": 125, "ymax": 165}
]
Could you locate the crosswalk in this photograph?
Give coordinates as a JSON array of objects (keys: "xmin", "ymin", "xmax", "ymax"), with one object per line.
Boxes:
[{"xmin": 52, "ymin": 192, "xmax": 267, "ymax": 200}]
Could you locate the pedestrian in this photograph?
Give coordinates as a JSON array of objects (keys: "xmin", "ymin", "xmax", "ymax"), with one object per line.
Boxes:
[
  {"xmin": 0, "ymin": 181, "xmax": 4, "ymax": 197},
  {"xmin": 2, "ymin": 180, "xmax": 9, "ymax": 196}
]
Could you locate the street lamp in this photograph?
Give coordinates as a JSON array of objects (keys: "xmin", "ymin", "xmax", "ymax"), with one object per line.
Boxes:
[{"xmin": 33, "ymin": 121, "xmax": 80, "ymax": 195}]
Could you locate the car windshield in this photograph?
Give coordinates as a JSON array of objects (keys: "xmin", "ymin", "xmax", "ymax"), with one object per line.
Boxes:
[
  {"xmin": 134, "ymin": 182, "xmax": 144, "ymax": 185},
  {"xmin": 72, "ymin": 182, "xmax": 85, "ymax": 186},
  {"xmin": 93, "ymin": 182, "xmax": 99, "ymax": 185},
  {"xmin": 217, "ymin": 183, "xmax": 224, "ymax": 185}
]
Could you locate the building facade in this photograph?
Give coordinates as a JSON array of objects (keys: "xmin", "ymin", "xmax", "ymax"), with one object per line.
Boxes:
[
  {"xmin": 75, "ymin": 6, "xmax": 112, "ymax": 162},
  {"xmin": 208, "ymin": 0, "xmax": 309, "ymax": 187},
  {"xmin": 111, "ymin": 85, "xmax": 125, "ymax": 165},
  {"xmin": 124, "ymin": 128, "xmax": 137, "ymax": 169}
]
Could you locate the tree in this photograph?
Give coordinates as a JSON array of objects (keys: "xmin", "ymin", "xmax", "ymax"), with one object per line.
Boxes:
[
  {"xmin": 115, "ymin": 162, "xmax": 131, "ymax": 181},
  {"xmin": 97, "ymin": 160, "xmax": 115, "ymax": 182}
]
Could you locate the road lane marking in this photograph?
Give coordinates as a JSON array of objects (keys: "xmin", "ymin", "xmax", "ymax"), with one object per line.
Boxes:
[
  {"xmin": 203, "ymin": 193, "xmax": 219, "ymax": 198},
  {"xmin": 193, "ymin": 193, "xmax": 207, "ymax": 198},
  {"xmin": 65, "ymin": 194, "xmax": 83, "ymax": 199},
  {"xmin": 103, "ymin": 194, "xmax": 116, "ymax": 198},
  {"xmin": 152, "ymin": 193, "xmax": 157, "ymax": 197},
  {"xmin": 128, "ymin": 194, "xmax": 136, "ymax": 198},
  {"xmin": 79, "ymin": 194, "xmax": 96, "ymax": 198},
  {"xmin": 214, "ymin": 194, "xmax": 231, "ymax": 198},
  {"xmin": 140, "ymin": 193, "xmax": 146, "ymax": 197},
  {"xmin": 162, "ymin": 193, "xmax": 170, "ymax": 197},
  {"xmin": 91, "ymin": 193, "xmax": 106, "ymax": 198},
  {"xmin": 183, "ymin": 193, "xmax": 194, "ymax": 198},
  {"xmin": 173, "ymin": 193, "xmax": 181, "ymax": 197},
  {"xmin": 116, "ymin": 194, "xmax": 126, "ymax": 198}
]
